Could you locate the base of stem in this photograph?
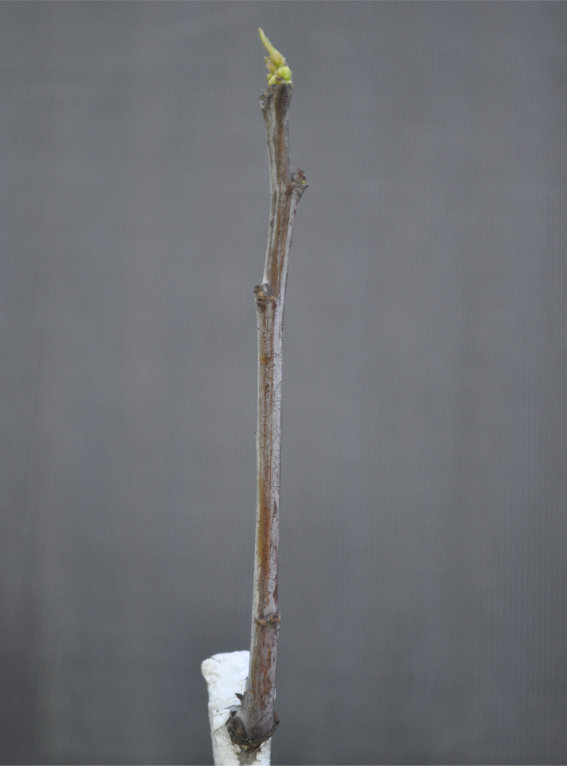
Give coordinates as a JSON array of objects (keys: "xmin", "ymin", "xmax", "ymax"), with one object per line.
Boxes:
[
  {"xmin": 227, "ymin": 708, "xmax": 279, "ymax": 752},
  {"xmin": 201, "ymin": 651, "xmax": 272, "ymax": 766}
]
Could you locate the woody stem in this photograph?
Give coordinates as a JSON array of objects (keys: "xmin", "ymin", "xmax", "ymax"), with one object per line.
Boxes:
[{"xmin": 227, "ymin": 82, "xmax": 307, "ymax": 753}]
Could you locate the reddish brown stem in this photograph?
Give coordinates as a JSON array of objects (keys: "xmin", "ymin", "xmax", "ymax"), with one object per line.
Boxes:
[{"xmin": 227, "ymin": 83, "xmax": 307, "ymax": 753}]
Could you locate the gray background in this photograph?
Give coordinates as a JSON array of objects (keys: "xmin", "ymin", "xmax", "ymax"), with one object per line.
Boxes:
[{"xmin": 1, "ymin": 2, "xmax": 566, "ymax": 764}]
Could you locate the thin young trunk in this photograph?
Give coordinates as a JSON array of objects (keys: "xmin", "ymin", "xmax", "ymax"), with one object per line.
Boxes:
[{"xmin": 227, "ymin": 82, "xmax": 307, "ymax": 753}]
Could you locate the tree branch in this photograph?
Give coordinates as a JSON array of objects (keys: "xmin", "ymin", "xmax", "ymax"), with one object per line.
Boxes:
[{"xmin": 227, "ymin": 81, "xmax": 307, "ymax": 754}]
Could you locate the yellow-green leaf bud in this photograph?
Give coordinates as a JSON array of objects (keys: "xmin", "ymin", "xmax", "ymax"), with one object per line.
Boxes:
[{"xmin": 258, "ymin": 27, "xmax": 293, "ymax": 85}]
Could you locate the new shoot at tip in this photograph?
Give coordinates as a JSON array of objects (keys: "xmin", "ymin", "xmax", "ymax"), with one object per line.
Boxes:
[{"xmin": 258, "ymin": 27, "xmax": 293, "ymax": 86}]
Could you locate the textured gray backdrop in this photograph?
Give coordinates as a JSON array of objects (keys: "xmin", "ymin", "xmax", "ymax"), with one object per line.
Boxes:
[{"xmin": 1, "ymin": 2, "xmax": 566, "ymax": 764}]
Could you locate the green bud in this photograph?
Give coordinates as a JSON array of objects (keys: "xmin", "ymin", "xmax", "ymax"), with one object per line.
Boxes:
[
  {"xmin": 258, "ymin": 27, "xmax": 293, "ymax": 85},
  {"xmin": 276, "ymin": 65, "xmax": 292, "ymax": 83}
]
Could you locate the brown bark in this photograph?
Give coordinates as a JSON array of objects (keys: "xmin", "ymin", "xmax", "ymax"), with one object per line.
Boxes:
[{"xmin": 227, "ymin": 83, "xmax": 307, "ymax": 753}]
